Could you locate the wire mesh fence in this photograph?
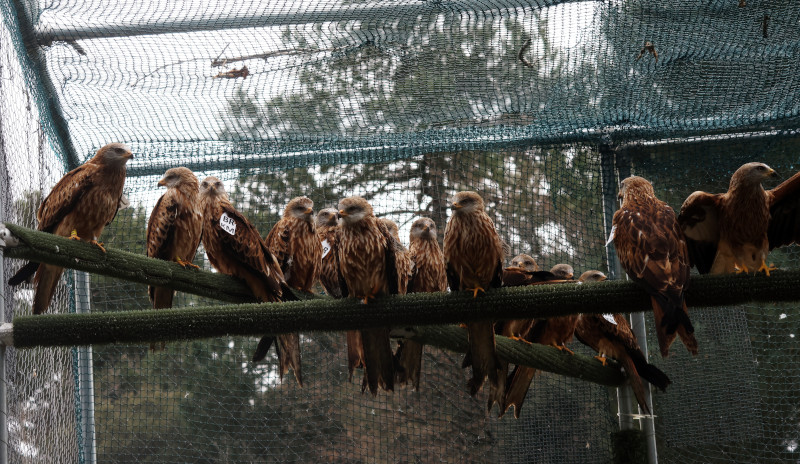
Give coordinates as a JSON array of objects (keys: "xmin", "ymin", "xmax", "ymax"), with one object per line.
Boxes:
[{"xmin": 1, "ymin": 0, "xmax": 800, "ymax": 462}]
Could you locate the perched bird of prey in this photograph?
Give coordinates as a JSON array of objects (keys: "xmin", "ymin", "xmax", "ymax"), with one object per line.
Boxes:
[
  {"xmin": 316, "ymin": 208, "xmax": 365, "ymax": 379},
  {"xmin": 263, "ymin": 196, "xmax": 322, "ymax": 384},
  {"xmin": 611, "ymin": 176, "xmax": 698, "ymax": 358},
  {"xmin": 199, "ymin": 177, "xmax": 301, "ymax": 385},
  {"xmin": 266, "ymin": 196, "xmax": 321, "ymax": 292},
  {"xmin": 575, "ymin": 305, "xmax": 671, "ymax": 414},
  {"xmin": 8, "ymin": 143, "xmax": 133, "ymax": 314},
  {"xmin": 443, "ymin": 191, "xmax": 505, "ymax": 405},
  {"xmin": 549, "ymin": 263, "xmax": 574, "ymax": 280},
  {"xmin": 146, "ymin": 167, "xmax": 203, "ymax": 350},
  {"xmin": 501, "ymin": 269, "xmax": 600, "ymax": 418},
  {"xmin": 377, "ymin": 217, "xmax": 413, "ymax": 295},
  {"xmin": 337, "ymin": 197, "xmax": 409, "ymax": 395},
  {"xmin": 679, "ymin": 162, "xmax": 800, "ymax": 275},
  {"xmin": 316, "ymin": 208, "xmax": 343, "ymax": 298},
  {"xmin": 395, "ymin": 217, "xmax": 447, "ymax": 390}
]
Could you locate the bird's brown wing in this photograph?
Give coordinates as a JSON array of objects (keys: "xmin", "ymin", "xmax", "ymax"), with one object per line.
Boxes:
[
  {"xmin": 379, "ymin": 220, "xmax": 410, "ymax": 295},
  {"xmin": 216, "ymin": 205, "xmax": 284, "ymax": 298},
  {"xmin": 265, "ymin": 219, "xmax": 292, "ymax": 275},
  {"xmin": 36, "ymin": 163, "xmax": 96, "ymax": 233},
  {"xmin": 767, "ymin": 170, "xmax": 800, "ymax": 250},
  {"xmin": 614, "ymin": 202, "xmax": 692, "ymax": 335},
  {"xmin": 678, "ymin": 191, "xmax": 723, "ymax": 273},
  {"xmin": 146, "ymin": 192, "xmax": 179, "ymax": 261}
]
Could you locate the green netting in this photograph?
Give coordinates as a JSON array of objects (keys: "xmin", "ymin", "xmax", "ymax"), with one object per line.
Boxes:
[{"xmin": 1, "ymin": 0, "xmax": 800, "ymax": 462}]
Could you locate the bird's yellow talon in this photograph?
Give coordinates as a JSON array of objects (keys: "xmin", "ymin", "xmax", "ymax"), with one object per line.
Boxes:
[
  {"xmin": 757, "ymin": 261, "xmax": 777, "ymax": 276},
  {"xmin": 176, "ymin": 257, "xmax": 200, "ymax": 269},
  {"xmin": 469, "ymin": 287, "xmax": 486, "ymax": 298},
  {"xmin": 554, "ymin": 343, "xmax": 575, "ymax": 355},
  {"xmin": 89, "ymin": 240, "xmax": 106, "ymax": 253},
  {"xmin": 594, "ymin": 355, "xmax": 608, "ymax": 366},
  {"xmin": 734, "ymin": 263, "xmax": 750, "ymax": 274},
  {"xmin": 509, "ymin": 335, "xmax": 532, "ymax": 345},
  {"xmin": 69, "ymin": 230, "xmax": 80, "ymax": 240}
]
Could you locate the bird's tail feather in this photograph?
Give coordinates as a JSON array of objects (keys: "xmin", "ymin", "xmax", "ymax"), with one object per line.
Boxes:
[
  {"xmin": 147, "ymin": 286, "xmax": 174, "ymax": 351},
  {"xmin": 501, "ymin": 365, "xmax": 537, "ymax": 419},
  {"xmin": 465, "ymin": 321, "xmax": 499, "ymax": 396},
  {"xmin": 677, "ymin": 302, "xmax": 699, "ymax": 356},
  {"xmin": 360, "ymin": 328, "xmax": 394, "ymax": 395},
  {"xmin": 627, "ymin": 346, "xmax": 671, "ymax": 392},
  {"xmin": 277, "ymin": 333, "xmax": 303, "ymax": 386},
  {"xmin": 346, "ymin": 330, "xmax": 364, "ymax": 380},
  {"xmin": 652, "ymin": 297, "xmax": 697, "ymax": 357},
  {"xmin": 8, "ymin": 261, "xmax": 39, "ymax": 286},
  {"xmin": 487, "ymin": 359, "xmax": 507, "ymax": 414},
  {"xmin": 620, "ymin": 354, "xmax": 650, "ymax": 414},
  {"xmin": 394, "ymin": 340, "xmax": 423, "ymax": 390},
  {"xmin": 32, "ymin": 264, "xmax": 63, "ymax": 315}
]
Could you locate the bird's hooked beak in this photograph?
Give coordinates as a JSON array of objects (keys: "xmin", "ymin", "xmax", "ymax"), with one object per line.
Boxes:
[
  {"xmin": 338, "ymin": 209, "xmax": 348, "ymax": 217},
  {"xmin": 157, "ymin": 178, "xmax": 167, "ymax": 187},
  {"xmin": 125, "ymin": 151, "xmax": 134, "ymax": 159},
  {"xmin": 768, "ymin": 168, "xmax": 778, "ymax": 178},
  {"xmin": 305, "ymin": 207, "xmax": 313, "ymax": 215},
  {"xmin": 451, "ymin": 202, "xmax": 462, "ymax": 210}
]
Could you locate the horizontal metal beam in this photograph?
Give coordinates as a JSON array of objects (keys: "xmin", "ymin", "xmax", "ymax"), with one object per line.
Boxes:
[{"xmin": 36, "ymin": 0, "xmax": 585, "ymax": 43}]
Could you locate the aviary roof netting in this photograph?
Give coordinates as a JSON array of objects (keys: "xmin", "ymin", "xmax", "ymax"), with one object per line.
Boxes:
[{"xmin": 1, "ymin": 0, "xmax": 800, "ymax": 463}]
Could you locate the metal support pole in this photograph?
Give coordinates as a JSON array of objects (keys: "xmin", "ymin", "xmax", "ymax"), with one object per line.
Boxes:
[
  {"xmin": 0, "ymin": 143, "xmax": 9, "ymax": 464},
  {"xmin": 74, "ymin": 271, "xmax": 96, "ymax": 464},
  {"xmin": 629, "ymin": 312, "xmax": 658, "ymax": 464},
  {"xmin": 600, "ymin": 144, "xmax": 637, "ymax": 431}
]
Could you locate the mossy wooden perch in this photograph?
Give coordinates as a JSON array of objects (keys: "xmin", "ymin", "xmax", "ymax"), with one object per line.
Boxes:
[{"xmin": 4, "ymin": 222, "xmax": 800, "ymax": 387}]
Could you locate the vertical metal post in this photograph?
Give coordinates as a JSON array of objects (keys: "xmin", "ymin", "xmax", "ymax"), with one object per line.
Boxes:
[
  {"xmin": 74, "ymin": 271, "xmax": 96, "ymax": 464},
  {"xmin": 629, "ymin": 312, "xmax": 658, "ymax": 464},
  {"xmin": 600, "ymin": 144, "xmax": 637, "ymax": 431},
  {"xmin": 0, "ymin": 160, "xmax": 9, "ymax": 464}
]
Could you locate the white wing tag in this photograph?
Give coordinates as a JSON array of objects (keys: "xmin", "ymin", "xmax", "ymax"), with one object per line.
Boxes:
[
  {"xmin": 220, "ymin": 212, "xmax": 237, "ymax": 235},
  {"xmin": 605, "ymin": 225, "xmax": 616, "ymax": 246},
  {"xmin": 321, "ymin": 239, "xmax": 331, "ymax": 259},
  {"xmin": 602, "ymin": 314, "xmax": 618, "ymax": 325}
]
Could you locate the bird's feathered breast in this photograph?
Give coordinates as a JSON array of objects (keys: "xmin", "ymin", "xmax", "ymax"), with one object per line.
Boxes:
[
  {"xmin": 409, "ymin": 238, "xmax": 447, "ymax": 293},
  {"xmin": 613, "ymin": 196, "xmax": 689, "ymax": 298},
  {"xmin": 338, "ymin": 216, "xmax": 391, "ymax": 297},
  {"xmin": 444, "ymin": 211, "xmax": 504, "ymax": 289},
  {"xmin": 147, "ymin": 188, "xmax": 203, "ymax": 262}
]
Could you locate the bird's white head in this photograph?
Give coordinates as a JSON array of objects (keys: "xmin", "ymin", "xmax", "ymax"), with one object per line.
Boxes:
[
  {"xmin": 158, "ymin": 167, "xmax": 198, "ymax": 190},
  {"xmin": 578, "ymin": 270, "xmax": 607, "ymax": 283},
  {"xmin": 550, "ymin": 263, "xmax": 575, "ymax": 280},
  {"xmin": 337, "ymin": 197, "xmax": 372, "ymax": 225},
  {"xmin": 732, "ymin": 162, "xmax": 778, "ymax": 188},
  {"xmin": 450, "ymin": 191, "xmax": 485, "ymax": 215},
  {"xmin": 199, "ymin": 176, "xmax": 228, "ymax": 200},
  {"xmin": 285, "ymin": 196, "xmax": 314, "ymax": 222},
  {"xmin": 510, "ymin": 253, "xmax": 538, "ymax": 272},
  {"xmin": 316, "ymin": 208, "xmax": 339, "ymax": 228},
  {"xmin": 94, "ymin": 143, "xmax": 133, "ymax": 167},
  {"xmin": 410, "ymin": 217, "xmax": 437, "ymax": 241}
]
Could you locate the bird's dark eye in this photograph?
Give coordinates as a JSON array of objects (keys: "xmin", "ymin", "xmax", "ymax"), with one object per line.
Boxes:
[
  {"xmin": 757, "ymin": 166, "xmax": 765, "ymax": 171},
  {"xmin": 201, "ymin": 182, "xmax": 208, "ymax": 187},
  {"xmin": 348, "ymin": 206, "xmax": 356, "ymax": 212}
]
